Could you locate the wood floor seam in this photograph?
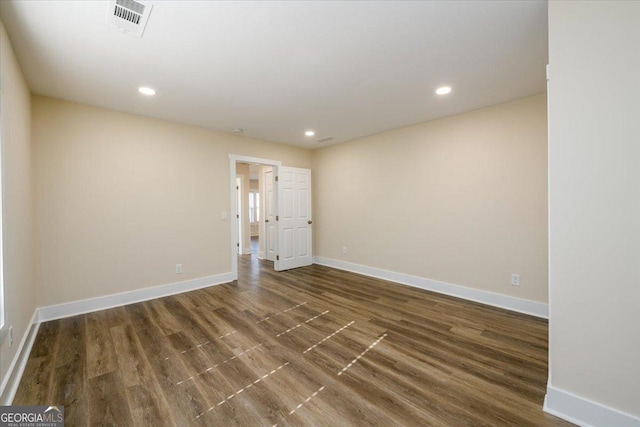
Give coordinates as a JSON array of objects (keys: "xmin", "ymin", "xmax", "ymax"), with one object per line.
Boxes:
[{"xmin": 14, "ymin": 256, "xmax": 572, "ymax": 426}]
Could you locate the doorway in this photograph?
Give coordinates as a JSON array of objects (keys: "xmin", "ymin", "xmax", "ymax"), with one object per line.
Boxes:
[
  {"xmin": 248, "ymin": 180, "xmax": 260, "ymax": 256},
  {"xmin": 228, "ymin": 155, "xmax": 313, "ymax": 281},
  {"xmin": 236, "ymin": 162, "xmax": 271, "ymax": 261},
  {"xmin": 235, "ymin": 176, "xmax": 243, "ymax": 255},
  {"xmin": 229, "ymin": 156, "xmax": 281, "ymax": 280}
]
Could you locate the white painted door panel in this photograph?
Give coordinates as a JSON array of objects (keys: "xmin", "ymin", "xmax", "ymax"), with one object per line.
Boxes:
[
  {"xmin": 276, "ymin": 167, "xmax": 312, "ymax": 271},
  {"xmin": 264, "ymin": 168, "xmax": 277, "ymax": 261},
  {"xmin": 236, "ymin": 177, "xmax": 242, "ymax": 255}
]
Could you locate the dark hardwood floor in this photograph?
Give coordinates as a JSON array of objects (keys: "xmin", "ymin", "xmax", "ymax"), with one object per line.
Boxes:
[{"xmin": 15, "ymin": 255, "xmax": 572, "ymax": 426}]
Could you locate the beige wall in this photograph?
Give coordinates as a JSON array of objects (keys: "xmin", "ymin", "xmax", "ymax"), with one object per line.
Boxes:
[
  {"xmin": 548, "ymin": 1, "xmax": 640, "ymax": 417},
  {"xmin": 33, "ymin": 96, "xmax": 311, "ymax": 307},
  {"xmin": 313, "ymin": 94, "xmax": 548, "ymax": 303},
  {"xmin": 0, "ymin": 21, "xmax": 35, "ymax": 399}
]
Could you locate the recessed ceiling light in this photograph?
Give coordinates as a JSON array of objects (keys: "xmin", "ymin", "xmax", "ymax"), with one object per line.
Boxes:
[
  {"xmin": 435, "ymin": 86, "xmax": 452, "ymax": 95},
  {"xmin": 138, "ymin": 87, "xmax": 156, "ymax": 96},
  {"xmin": 305, "ymin": 130, "xmax": 315, "ymax": 137}
]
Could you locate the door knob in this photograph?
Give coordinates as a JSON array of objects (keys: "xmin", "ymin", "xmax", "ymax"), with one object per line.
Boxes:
[{"xmin": 308, "ymin": 220, "xmax": 313, "ymax": 225}]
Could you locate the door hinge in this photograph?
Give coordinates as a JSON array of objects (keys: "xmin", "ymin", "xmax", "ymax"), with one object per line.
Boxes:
[
  {"xmin": 276, "ymin": 215, "xmax": 279, "ymax": 221},
  {"xmin": 276, "ymin": 255, "xmax": 280, "ymax": 260},
  {"xmin": 237, "ymin": 243, "xmax": 239, "ymax": 247},
  {"xmin": 546, "ymin": 64, "xmax": 550, "ymax": 81},
  {"xmin": 275, "ymin": 176, "xmax": 278, "ymax": 182},
  {"xmin": 236, "ymin": 186, "xmax": 239, "ymax": 190},
  {"xmin": 237, "ymin": 214, "xmax": 240, "ymax": 219}
]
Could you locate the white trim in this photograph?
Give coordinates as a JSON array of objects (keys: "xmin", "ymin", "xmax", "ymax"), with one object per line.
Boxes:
[
  {"xmin": 0, "ymin": 80, "xmax": 5, "ymax": 337},
  {"xmin": 230, "ymin": 160, "xmax": 238, "ymax": 277},
  {"xmin": 546, "ymin": 61, "xmax": 555, "ymax": 392},
  {"xmin": 228, "ymin": 155, "xmax": 282, "ymax": 166},
  {"xmin": 313, "ymin": 257, "xmax": 548, "ymax": 318},
  {"xmin": 0, "ymin": 310, "xmax": 40, "ymax": 405},
  {"xmin": 258, "ymin": 251, "xmax": 265, "ymax": 260},
  {"xmin": 0, "ymin": 272, "xmax": 232, "ymax": 404},
  {"xmin": 544, "ymin": 385, "xmax": 640, "ymax": 427},
  {"xmin": 243, "ymin": 247, "xmax": 252, "ymax": 254},
  {"xmin": 38, "ymin": 272, "xmax": 233, "ymax": 322}
]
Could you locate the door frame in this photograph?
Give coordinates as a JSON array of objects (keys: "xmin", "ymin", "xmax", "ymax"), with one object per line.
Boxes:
[{"xmin": 229, "ymin": 155, "xmax": 281, "ymax": 280}]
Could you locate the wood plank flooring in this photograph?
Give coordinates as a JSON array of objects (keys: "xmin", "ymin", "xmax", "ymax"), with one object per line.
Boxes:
[{"xmin": 15, "ymin": 256, "xmax": 572, "ymax": 426}]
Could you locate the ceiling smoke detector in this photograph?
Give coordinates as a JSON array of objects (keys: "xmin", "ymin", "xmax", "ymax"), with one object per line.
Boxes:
[{"xmin": 107, "ymin": 0, "xmax": 153, "ymax": 37}]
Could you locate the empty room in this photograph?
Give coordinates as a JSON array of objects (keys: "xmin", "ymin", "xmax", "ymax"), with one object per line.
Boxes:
[{"xmin": 0, "ymin": 1, "xmax": 638, "ymax": 426}]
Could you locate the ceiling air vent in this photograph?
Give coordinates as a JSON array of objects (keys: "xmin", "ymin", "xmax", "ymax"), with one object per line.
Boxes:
[
  {"xmin": 107, "ymin": 0, "xmax": 153, "ymax": 37},
  {"xmin": 316, "ymin": 137, "xmax": 334, "ymax": 143}
]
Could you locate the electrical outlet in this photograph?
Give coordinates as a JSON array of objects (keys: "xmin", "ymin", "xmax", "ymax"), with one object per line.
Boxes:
[
  {"xmin": 511, "ymin": 274, "xmax": 520, "ymax": 286},
  {"xmin": 342, "ymin": 246, "xmax": 348, "ymax": 254},
  {"xmin": 221, "ymin": 211, "xmax": 228, "ymax": 221},
  {"xmin": 176, "ymin": 264, "xmax": 183, "ymax": 274},
  {"xmin": 9, "ymin": 325, "xmax": 13, "ymax": 348}
]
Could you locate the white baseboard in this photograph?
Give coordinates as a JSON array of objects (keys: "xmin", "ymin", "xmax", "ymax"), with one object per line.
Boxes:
[
  {"xmin": 313, "ymin": 257, "xmax": 548, "ymax": 318},
  {"xmin": 544, "ymin": 385, "xmax": 640, "ymax": 427},
  {"xmin": 0, "ymin": 310, "xmax": 40, "ymax": 405},
  {"xmin": 38, "ymin": 272, "xmax": 234, "ymax": 322},
  {"xmin": 258, "ymin": 251, "xmax": 265, "ymax": 260},
  {"xmin": 1, "ymin": 272, "xmax": 233, "ymax": 405}
]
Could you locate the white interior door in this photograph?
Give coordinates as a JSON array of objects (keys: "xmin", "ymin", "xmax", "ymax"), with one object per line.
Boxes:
[
  {"xmin": 275, "ymin": 167, "xmax": 312, "ymax": 271},
  {"xmin": 264, "ymin": 168, "xmax": 277, "ymax": 262}
]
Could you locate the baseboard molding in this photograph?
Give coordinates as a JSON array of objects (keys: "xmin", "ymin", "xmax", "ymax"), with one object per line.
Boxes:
[
  {"xmin": 1, "ymin": 272, "xmax": 233, "ymax": 405},
  {"xmin": 38, "ymin": 272, "xmax": 234, "ymax": 322},
  {"xmin": 0, "ymin": 310, "xmax": 40, "ymax": 405},
  {"xmin": 544, "ymin": 385, "xmax": 640, "ymax": 427},
  {"xmin": 313, "ymin": 257, "xmax": 548, "ymax": 318}
]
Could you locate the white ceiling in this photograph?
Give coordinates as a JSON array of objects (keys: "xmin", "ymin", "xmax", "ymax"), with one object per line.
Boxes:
[{"xmin": 0, "ymin": 1, "xmax": 548, "ymax": 148}]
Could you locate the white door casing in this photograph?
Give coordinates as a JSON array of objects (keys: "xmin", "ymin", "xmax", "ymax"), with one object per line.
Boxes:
[{"xmin": 275, "ymin": 167, "xmax": 312, "ymax": 271}]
